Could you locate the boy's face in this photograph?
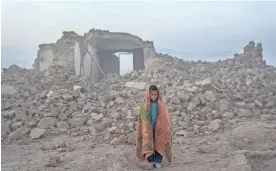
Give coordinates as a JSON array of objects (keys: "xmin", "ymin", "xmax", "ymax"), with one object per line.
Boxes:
[{"xmin": 150, "ymin": 90, "xmax": 158, "ymax": 102}]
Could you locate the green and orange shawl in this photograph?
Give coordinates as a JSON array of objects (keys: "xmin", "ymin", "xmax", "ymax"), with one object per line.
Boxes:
[{"xmin": 136, "ymin": 89, "xmax": 172, "ymax": 163}]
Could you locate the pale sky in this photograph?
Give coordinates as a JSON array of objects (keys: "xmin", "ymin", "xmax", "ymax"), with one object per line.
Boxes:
[{"xmin": 2, "ymin": 1, "xmax": 276, "ymax": 69}]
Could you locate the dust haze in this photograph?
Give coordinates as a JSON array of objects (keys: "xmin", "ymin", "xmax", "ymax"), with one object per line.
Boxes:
[{"xmin": 1, "ymin": 1, "xmax": 276, "ymax": 171}]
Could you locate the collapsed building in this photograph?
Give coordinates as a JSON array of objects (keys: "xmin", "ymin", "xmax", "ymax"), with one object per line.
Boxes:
[
  {"xmin": 2, "ymin": 27, "xmax": 276, "ymax": 170},
  {"xmin": 33, "ymin": 29, "xmax": 157, "ymax": 83}
]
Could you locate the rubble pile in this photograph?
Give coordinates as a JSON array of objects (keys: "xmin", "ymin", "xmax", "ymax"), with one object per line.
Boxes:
[{"xmin": 1, "ymin": 41, "xmax": 276, "ymax": 146}]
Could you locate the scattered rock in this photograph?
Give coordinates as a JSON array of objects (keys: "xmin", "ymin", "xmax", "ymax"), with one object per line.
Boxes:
[
  {"xmin": 2, "ymin": 123, "xmax": 11, "ymax": 134},
  {"xmin": 41, "ymin": 143, "xmax": 57, "ymax": 151},
  {"xmin": 11, "ymin": 121, "xmax": 23, "ymax": 131},
  {"xmin": 30, "ymin": 128, "xmax": 46, "ymax": 139},
  {"xmin": 1, "ymin": 40, "xmax": 275, "ymax": 149},
  {"xmin": 110, "ymin": 137, "xmax": 120, "ymax": 145},
  {"xmin": 62, "ymin": 93, "xmax": 73, "ymax": 101},
  {"xmin": 1, "ymin": 84, "xmax": 18, "ymax": 95},
  {"xmin": 222, "ymin": 112, "xmax": 235, "ymax": 120},
  {"xmin": 196, "ymin": 78, "xmax": 212, "ymax": 89},
  {"xmin": 115, "ymin": 97, "xmax": 124, "ymax": 104},
  {"xmin": 57, "ymin": 121, "xmax": 70, "ymax": 130},
  {"xmin": 237, "ymin": 109, "xmax": 253, "ymax": 118},
  {"xmin": 68, "ymin": 117, "xmax": 87, "ymax": 128},
  {"xmin": 15, "ymin": 110, "xmax": 28, "ymax": 121},
  {"xmin": 204, "ymin": 90, "xmax": 216, "ymax": 102},
  {"xmin": 125, "ymin": 81, "xmax": 146, "ymax": 89},
  {"xmin": 208, "ymin": 119, "xmax": 222, "ymax": 132},
  {"xmin": 175, "ymin": 130, "xmax": 189, "ymax": 137},
  {"xmin": 126, "ymin": 131, "xmax": 137, "ymax": 145},
  {"xmin": 37, "ymin": 117, "xmax": 58, "ymax": 129},
  {"xmin": 8, "ymin": 131, "xmax": 20, "ymax": 140},
  {"xmin": 45, "ymin": 156, "xmax": 60, "ymax": 167},
  {"xmin": 91, "ymin": 113, "xmax": 104, "ymax": 122}
]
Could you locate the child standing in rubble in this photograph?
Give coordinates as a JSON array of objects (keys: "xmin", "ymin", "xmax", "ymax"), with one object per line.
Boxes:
[{"xmin": 136, "ymin": 85, "xmax": 172, "ymax": 169}]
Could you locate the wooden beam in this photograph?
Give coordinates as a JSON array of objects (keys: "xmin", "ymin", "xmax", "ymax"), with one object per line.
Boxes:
[{"xmin": 82, "ymin": 42, "xmax": 107, "ymax": 78}]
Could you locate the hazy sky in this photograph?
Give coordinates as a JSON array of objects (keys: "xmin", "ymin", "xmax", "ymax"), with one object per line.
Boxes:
[{"xmin": 2, "ymin": 1, "xmax": 276, "ymax": 69}]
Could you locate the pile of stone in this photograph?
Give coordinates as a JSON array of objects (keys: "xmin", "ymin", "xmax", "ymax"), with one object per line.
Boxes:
[{"xmin": 1, "ymin": 41, "xmax": 276, "ymax": 145}]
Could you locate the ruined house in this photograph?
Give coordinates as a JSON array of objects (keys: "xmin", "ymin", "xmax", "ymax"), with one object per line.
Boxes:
[{"xmin": 33, "ymin": 29, "xmax": 157, "ymax": 83}]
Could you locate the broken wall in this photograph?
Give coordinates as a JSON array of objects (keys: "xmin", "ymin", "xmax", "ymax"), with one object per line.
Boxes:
[
  {"xmin": 74, "ymin": 42, "xmax": 81, "ymax": 76},
  {"xmin": 132, "ymin": 48, "xmax": 145, "ymax": 70},
  {"xmin": 39, "ymin": 49, "xmax": 55, "ymax": 71},
  {"xmin": 98, "ymin": 51, "xmax": 120, "ymax": 77},
  {"xmin": 231, "ymin": 41, "xmax": 265, "ymax": 67},
  {"xmin": 243, "ymin": 41, "xmax": 263, "ymax": 61},
  {"xmin": 82, "ymin": 51, "xmax": 91, "ymax": 76},
  {"xmin": 97, "ymin": 48, "xmax": 144, "ymax": 77},
  {"xmin": 80, "ymin": 44, "xmax": 100, "ymax": 83},
  {"xmin": 89, "ymin": 45, "xmax": 100, "ymax": 83},
  {"xmin": 33, "ymin": 29, "xmax": 158, "ymax": 83},
  {"xmin": 35, "ymin": 44, "xmax": 57, "ymax": 71},
  {"xmin": 34, "ymin": 31, "xmax": 83, "ymax": 76},
  {"xmin": 83, "ymin": 29, "xmax": 157, "ymax": 63}
]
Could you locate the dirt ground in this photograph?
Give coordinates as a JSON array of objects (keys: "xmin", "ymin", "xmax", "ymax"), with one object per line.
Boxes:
[{"xmin": 2, "ymin": 120, "xmax": 276, "ymax": 171}]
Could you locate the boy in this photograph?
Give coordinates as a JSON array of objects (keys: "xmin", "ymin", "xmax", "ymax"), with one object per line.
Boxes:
[{"xmin": 136, "ymin": 85, "xmax": 172, "ymax": 169}]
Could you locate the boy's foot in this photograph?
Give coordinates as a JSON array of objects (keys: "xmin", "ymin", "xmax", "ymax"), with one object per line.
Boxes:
[
  {"xmin": 135, "ymin": 159, "xmax": 154, "ymax": 170},
  {"xmin": 141, "ymin": 161, "xmax": 154, "ymax": 170},
  {"xmin": 154, "ymin": 163, "xmax": 162, "ymax": 168},
  {"xmin": 151, "ymin": 162, "xmax": 156, "ymax": 168}
]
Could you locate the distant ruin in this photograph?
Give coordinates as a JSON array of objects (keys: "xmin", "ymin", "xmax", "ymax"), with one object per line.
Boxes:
[
  {"xmin": 33, "ymin": 29, "xmax": 157, "ymax": 83},
  {"xmin": 32, "ymin": 29, "xmax": 267, "ymax": 85}
]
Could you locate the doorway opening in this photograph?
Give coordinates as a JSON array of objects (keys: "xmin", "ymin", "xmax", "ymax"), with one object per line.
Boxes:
[{"xmin": 114, "ymin": 52, "xmax": 133, "ymax": 76}]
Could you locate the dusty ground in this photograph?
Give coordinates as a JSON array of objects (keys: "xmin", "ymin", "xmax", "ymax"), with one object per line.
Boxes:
[{"xmin": 2, "ymin": 120, "xmax": 276, "ymax": 171}]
